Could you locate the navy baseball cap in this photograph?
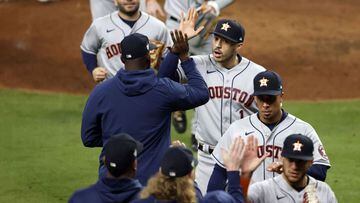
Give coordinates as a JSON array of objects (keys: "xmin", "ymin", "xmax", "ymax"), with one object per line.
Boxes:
[
  {"xmin": 253, "ymin": 70, "xmax": 283, "ymax": 96},
  {"xmin": 202, "ymin": 191, "xmax": 237, "ymax": 203},
  {"xmin": 212, "ymin": 19, "xmax": 245, "ymax": 43},
  {"xmin": 160, "ymin": 147, "xmax": 198, "ymax": 178},
  {"xmin": 104, "ymin": 133, "xmax": 143, "ymax": 177},
  {"xmin": 121, "ymin": 33, "xmax": 156, "ymax": 60},
  {"xmin": 281, "ymin": 134, "xmax": 314, "ymax": 161}
]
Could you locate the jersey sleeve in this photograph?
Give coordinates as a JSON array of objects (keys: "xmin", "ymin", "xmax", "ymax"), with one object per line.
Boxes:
[
  {"xmin": 305, "ymin": 124, "xmax": 331, "ymax": 167},
  {"xmin": 80, "ymin": 22, "xmax": 101, "ymax": 55},
  {"xmin": 211, "ymin": 125, "xmax": 236, "ymax": 168}
]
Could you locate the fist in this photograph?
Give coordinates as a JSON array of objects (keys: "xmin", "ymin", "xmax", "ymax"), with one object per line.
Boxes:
[{"xmin": 92, "ymin": 67, "xmax": 108, "ymax": 83}]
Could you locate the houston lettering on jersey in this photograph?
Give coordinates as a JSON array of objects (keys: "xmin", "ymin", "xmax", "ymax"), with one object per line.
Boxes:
[
  {"xmin": 208, "ymin": 86, "xmax": 254, "ymax": 107},
  {"xmin": 257, "ymin": 145, "xmax": 282, "ymax": 159},
  {"xmin": 106, "ymin": 43, "xmax": 121, "ymax": 59}
]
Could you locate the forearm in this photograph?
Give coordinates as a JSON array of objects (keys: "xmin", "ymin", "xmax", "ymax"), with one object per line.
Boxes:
[
  {"xmin": 227, "ymin": 171, "xmax": 245, "ymax": 203},
  {"xmin": 207, "ymin": 164, "xmax": 228, "ymax": 192},
  {"xmin": 157, "ymin": 51, "xmax": 180, "ymax": 81},
  {"xmin": 180, "ymin": 58, "xmax": 209, "ymax": 107},
  {"xmin": 81, "ymin": 50, "xmax": 97, "ymax": 73}
]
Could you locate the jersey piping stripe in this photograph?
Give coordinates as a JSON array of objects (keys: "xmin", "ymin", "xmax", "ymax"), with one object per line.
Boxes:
[
  {"xmin": 249, "ymin": 115, "xmax": 266, "ymax": 180},
  {"xmin": 130, "ymin": 13, "xmax": 150, "ymax": 34},
  {"xmin": 271, "ymin": 116, "xmax": 296, "ymax": 177},
  {"xmin": 208, "ymin": 55, "xmax": 225, "ymax": 137},
  {"xmin": 229, "ymin": 59, "xmax": 251, "ymax": 123},
  {"xmin": 211, "ymin": 153, "xmax": 226, "ymax": 168},
  {"xmin": 273, "ymin": 178, "xmax": 296, "ymax": 203},
  {"xmin": 110, "ymin": 14, "xmax": 126, "ymax": 37}
]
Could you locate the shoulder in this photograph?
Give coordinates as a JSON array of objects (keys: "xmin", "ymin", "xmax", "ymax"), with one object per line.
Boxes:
[
  {"xmin": 192, "ymin": 55, "xmax": 215, "ymax": 69},
  {"xmin": 69, "ymin": 185, "xmax": 97, "ymax": 203},
  {"xmin": 242, "ymin": 56, "xmax": 266, "ymax": 73},
  {"xmin": 288, "ymin": 113, "xmax": 316, "ymax": 131}
]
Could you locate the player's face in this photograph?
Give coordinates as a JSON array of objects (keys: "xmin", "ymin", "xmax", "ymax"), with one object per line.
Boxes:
[
  {"xmin": 255, "ymin": 94, "xmax": 283, "ymax": 124},
  {"xmin": 115, "ymin": 0, "xmax": 140, "ymax": 16},
  {"xmin": 212, "ymin": 35, "xmax": 241, "ymax": 64},
  {"xmin": 282, "ymin": 157, "xmax": 313, "ymax": 186}
]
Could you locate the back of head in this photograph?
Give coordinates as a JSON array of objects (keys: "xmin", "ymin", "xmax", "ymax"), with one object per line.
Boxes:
[
  {"xmin": 140, "ymin": 147, "xmax": 197, "ymax": 203},
  {"xmin": 202, "ymin": 191, "xmax": 237, "ymax": 203},
  {"xmin": 104, "ymin": 133, "xmax": 143, "ymax": 177},
  {"xmin": 120, "ymin": 33, "xmax": 156, "ymax": 70}
]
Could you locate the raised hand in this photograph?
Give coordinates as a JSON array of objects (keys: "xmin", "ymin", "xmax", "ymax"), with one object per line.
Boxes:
[
  {"xmin": 178, "ymin": 7, "xmax": 204, "ymax": 39},
  {"xmin": 241, "ymin": 135, "xmax": 267, "ymax": 175},
  {"xmin": 170, "ymin": 30, "xmax": 189, "ymax": 61},
  {"xmin": 221, "ymin": 137, "xmax": 246, "ymax": 171},
  {"xmin": 145, "ymin": 0, "xmax": 165, "ymax": 18}
]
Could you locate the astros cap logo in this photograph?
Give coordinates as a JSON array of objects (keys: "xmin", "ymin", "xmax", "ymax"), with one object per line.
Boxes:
[
  {"xmin": 221, "ymin": 22, "xmax": 231, "ymax": 31},
  {"xmin": 259, "ymin": 77, "xmax": 269, "ymax": 87},
  {"xmin": 293, "ymin": 140, "xmax": 303, "ymax": 151}
]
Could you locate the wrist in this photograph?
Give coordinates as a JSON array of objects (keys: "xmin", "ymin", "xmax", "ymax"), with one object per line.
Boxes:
[{"xmin": 179, "ymin": 53, "xmax": 189, "ymax": 62}]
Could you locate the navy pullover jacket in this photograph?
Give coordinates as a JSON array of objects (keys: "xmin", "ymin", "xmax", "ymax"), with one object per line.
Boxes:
[
  {"xmin": 81, "ymin": 55, "xmax": 209, "ymax": 185},
  {"xmin": 69, "ymin": 177, "xmax": 142, "ymax": 203}
]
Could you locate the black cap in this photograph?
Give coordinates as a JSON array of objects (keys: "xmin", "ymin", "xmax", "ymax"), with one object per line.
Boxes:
[
  {"xmin": 281, "ymin": 134, "xmax": 314, "ymax": 161},
  {"xmin": 104, "ymin": 133, "xmax": 143, "ymax": 177},
  {"xmin": 160, "ymin": 147, "xmax": 198, "ymax": 178},
  {"xmin": 211, "ymin": 19, "xmax": 245, "ymax": 43},
  {"xmin": 253, "ymin": 70, "xmax": 283, "ymax": 96},
  {"xmin": 120, "ymin": 33, "xmax": 156, "ymax": 60}
]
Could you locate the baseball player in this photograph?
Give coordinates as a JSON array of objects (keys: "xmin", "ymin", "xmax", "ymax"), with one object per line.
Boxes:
[
  {"xmin": 81, "ymin": 0, "xmax": 172, "ymax": 83},
  {"xmin": 158, "ymin": 19, "xmax": 266, "ymax": 194},
  {"xmin": 246, "ymin": 134, "xmax": 337, "ymax": 203},
  {"xmin": 164, "ymin": 0, "xmax": 234, "ymax": 55},
  {"xmin": 208, "ymin": 70, "xmax": 331, "ymax": 192},
  {"xmin": 90, "ymin": 0, "xmax": 164, "ymax": 20}
]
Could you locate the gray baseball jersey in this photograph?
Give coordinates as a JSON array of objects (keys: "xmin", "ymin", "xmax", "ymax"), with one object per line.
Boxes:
[
  {"xmin": 212, "ymin": 113, "xmax": 331, "ymax": 183},
  {"xmin": 81, "ymin": 11, "xmax": 172, "ymax": 77},
  {"xmin": 90, "ymin": 0, "xmax": 147, "ymax": 20},
  {"xmin": 191, "ymin": 55, "xmax": 265, "ymax": 146},
  {"xmin": 186, "ymin": 55, "xmax": 265, "ymax": 194},
  {"xmin": 164, "ymin": 0, "xmax": 234, "ymax": 20},
  {"xmin": 248, "ymin": 175, "xmax": 337, "ymax": 203}
]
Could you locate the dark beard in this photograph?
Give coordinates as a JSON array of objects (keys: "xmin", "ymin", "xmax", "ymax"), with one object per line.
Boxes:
[{"xmin": 117, "ymin": 4, "xmax": 139, "ymax": 17}]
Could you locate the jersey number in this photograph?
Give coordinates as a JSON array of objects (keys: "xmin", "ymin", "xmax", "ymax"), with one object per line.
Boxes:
[{"xmin": 239, "ymin": 109, "xmax": 244, "ymax": 119}]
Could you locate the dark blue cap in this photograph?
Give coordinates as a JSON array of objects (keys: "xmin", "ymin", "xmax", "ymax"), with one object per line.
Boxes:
[
  {"xmin": 202, "ymin": 191, "xmax": 237, "ymax": 203},
  {"xmin": 253, "ymin": 70, "xmax": 283, "ymax": 96},
  {"xmin": 212, "ymin": 19, "xmax": 245, "ymax": 43},
  {"xmin": 121, "ymin": 33, "xmax": 156, "ymax": 60},
  {"xmin": 160, "ymin": 147, "xmax": 198, "ymax": 178},
  {"xmin": 281, "ymin": 134, "xmax": 314, "ymax": 161},
  {"xmin": 104, "ymin": 133, "xmax": 143, "ymax": 177}
]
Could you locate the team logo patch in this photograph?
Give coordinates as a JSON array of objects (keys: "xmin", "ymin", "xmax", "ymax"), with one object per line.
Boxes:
[
  {"xmin": 259, "ymin": 77, "xmax": 269, "ymax": 87},
  {"xmin": 221, "ymin": 22, "xmax": 231, "ymax": 31},
  {"xmin": 293, "ymin": 140, "xmax": 303, "ymax": 151},
  {"xmin": 318, "ymin": 145, "xmax": 329, "ymax": 160}
]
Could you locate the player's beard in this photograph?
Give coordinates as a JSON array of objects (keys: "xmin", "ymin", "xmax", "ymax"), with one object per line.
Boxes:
[{"xmin": 117, "ymin": 3, "xmax": 139, "ymax": 17}]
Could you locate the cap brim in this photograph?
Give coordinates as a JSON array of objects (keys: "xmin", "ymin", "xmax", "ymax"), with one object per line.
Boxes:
[
  {"xmin": 281, "ymin": 153, "xmax": 313, "ymax": 161},
  {"xmin": 149, "ymin": 43, "xmax": 157, "ymax": 51},
  {"xmin": 211, "ymin": 32, "xmax": 240, "ymax": 43},
  {"xmin": 252, "ymin": 90, "xmax": 282, "ymax": 96}
]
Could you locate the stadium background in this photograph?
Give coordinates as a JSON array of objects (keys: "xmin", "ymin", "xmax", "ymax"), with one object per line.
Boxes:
[{"xmin": 0, "ymin": 0, "xmax": 359, "ymax": 202}]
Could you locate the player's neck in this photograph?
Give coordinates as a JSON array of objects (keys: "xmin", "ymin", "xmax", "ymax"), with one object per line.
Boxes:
[
  {"xmin": 284, "ymin": 174, "xmax": 309, "ymax": 190},
  {"xmin": 260, "ymin": 109, "xmax": 282, "ymax": 125},
  {"xmin": 221, "ymin": 54, "xmax": 239, "ymax": 69},
  {"xmin": 118, "ymin": 11, "xmax": 141, "ymax": 21}
]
